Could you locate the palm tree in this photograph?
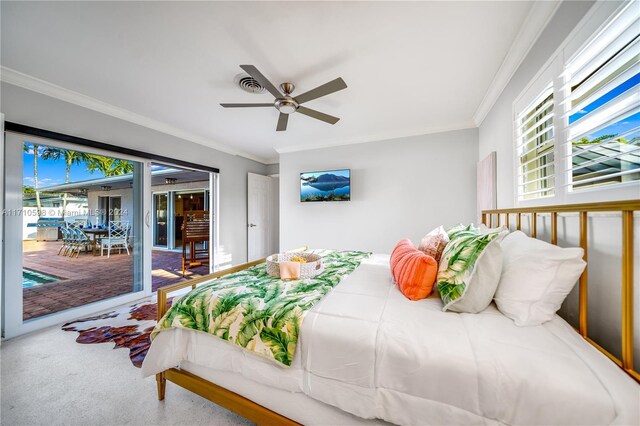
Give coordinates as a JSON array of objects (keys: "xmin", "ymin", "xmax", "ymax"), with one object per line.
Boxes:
[
  {"xmin": 23, "ymin": 144, "xmax": 42, "ymax": 216},
  {"xmin": 85, "ymin": 155, "xmax": 134, "ymax": 176},
  {"xmin": 41, "ymin": 147, "xmax": 87, "ymax": 219}
]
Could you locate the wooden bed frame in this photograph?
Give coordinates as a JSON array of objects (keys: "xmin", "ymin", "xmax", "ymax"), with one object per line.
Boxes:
[
  {"xmin": 482, "ymin": 200, "xmax": 640, "ymax": 383},
  {"xmin": 155, "ymin": 250, "xmax": 306, "ymax": 426},
  {"xmin": 154, "ymin": 200, "xmax": 639, "ymax": 425}
]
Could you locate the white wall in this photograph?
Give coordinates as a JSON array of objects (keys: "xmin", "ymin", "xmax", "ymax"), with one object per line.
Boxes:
[
  {"xmin": 280, "ymin": 128, "xmax": 478, "ymax": 253},
  {"xmin": 266, "ymin": 164, "xmax": 280, "ymax": 176},
  {"xmin": 1, "ymin": 83, "xmax": 269, "ymax": 266},
  {"xmin": 478, "ymin": 0, "xmax": 640, "ymax": 367}
]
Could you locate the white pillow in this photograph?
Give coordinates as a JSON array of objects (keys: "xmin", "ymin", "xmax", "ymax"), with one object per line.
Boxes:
[
  {"xmin": 494, "ymin": 231, "xmax": 586, "ymax": 326},
  {"xmin": 478, "ymin": 224, "xmax": 508, "ymax": 235}
]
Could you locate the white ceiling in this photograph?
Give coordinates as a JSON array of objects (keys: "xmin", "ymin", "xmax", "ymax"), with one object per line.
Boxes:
[{"xmin": 1, "ymin": 1, "xmax": 537, "ymax": 163}]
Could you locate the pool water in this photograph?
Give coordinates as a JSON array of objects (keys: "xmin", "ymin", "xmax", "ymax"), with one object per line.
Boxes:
[{"xmin": 22, "ymin": 269, "xmax": 60, "ymax": 288}]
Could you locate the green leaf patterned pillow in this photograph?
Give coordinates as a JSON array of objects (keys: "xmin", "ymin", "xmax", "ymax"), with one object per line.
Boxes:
[{"xmin": 437, "ymin": 224, "xmax": 506, "ymax": 313}]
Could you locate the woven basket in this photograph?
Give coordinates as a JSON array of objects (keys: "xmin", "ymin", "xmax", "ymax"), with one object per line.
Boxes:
[{"xmin": 266, "ymin": 252, "xmax": 324, "ymax": 279}]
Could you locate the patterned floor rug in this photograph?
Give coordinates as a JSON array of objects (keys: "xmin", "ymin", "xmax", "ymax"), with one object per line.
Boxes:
[{"xmin": 62, "ymin": 299, "xmax": 171, "ymax": 368}]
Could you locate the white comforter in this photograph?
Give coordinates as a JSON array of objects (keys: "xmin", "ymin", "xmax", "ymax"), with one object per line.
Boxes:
[{"xmin": 142, "ymin": 254, "xmax": 640, "ymax": 425}]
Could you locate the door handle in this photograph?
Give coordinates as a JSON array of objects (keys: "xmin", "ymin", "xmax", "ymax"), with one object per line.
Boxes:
[
  {"xmin": 248, "ymin": 223, "xmax": 257, "ymax": 228},
  {"xmin": 145, "ymin": 211, "xmax": 151, "ymax": 228}
]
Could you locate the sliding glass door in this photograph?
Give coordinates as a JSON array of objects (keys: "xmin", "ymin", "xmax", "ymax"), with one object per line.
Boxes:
[
  {"xmin": 149, "ymin": 162, "xmax": 217, "ymax": 291},
  {"xmin": 2, "ymin": 132, "xmax": 149, "ymax": 337},
  {"xmin": 98, "ymin": 196, "xmax": 123, "ymax": 225},
  {"xmin": 2, "ymin": 129, "xmax": 219, "ymax": 338}
]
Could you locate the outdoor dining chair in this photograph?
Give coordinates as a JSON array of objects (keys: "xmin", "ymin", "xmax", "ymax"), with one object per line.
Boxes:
[
  {"xmin": 57, "ymin": 226, "xmax": 72, "ymax": 256},
  {"xmin": 100, "ymin": 221, "xmax": 130, "ymax": 258},
  {"xmin": 69, "ymin": 227, "xmax": 92, "ymax": 258}
]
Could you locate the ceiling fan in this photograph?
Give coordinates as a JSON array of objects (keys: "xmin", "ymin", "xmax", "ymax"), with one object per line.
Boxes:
[{"xmin": 221, "ymin": 65, "xmax": 347, "ymax": 132}]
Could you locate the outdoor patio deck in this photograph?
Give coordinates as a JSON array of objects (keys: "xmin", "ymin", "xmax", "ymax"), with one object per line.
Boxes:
[{"xmin": 22, "ymin": 241, "xmax": 209, "ymax": 320}]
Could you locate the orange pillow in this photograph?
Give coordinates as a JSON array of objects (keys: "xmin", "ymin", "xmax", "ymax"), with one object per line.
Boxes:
[{"xmin": 390, "ymin": 239, "xmax": 438, "ymax": 301}]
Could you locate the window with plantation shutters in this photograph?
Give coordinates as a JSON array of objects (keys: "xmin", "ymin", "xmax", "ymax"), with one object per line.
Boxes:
[
  {"xmin": 514, "ymin": 1, "xmax": 639, "ymax": 205},
  {"xmin": 516, "ymin": 85, "xmax": 555, "ymax": 200},
  {"xmin": 564, "ymin": 2, "xmax": 640, "ymax": 191}
]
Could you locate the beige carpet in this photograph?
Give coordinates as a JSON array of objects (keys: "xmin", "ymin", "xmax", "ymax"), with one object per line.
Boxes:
[{"xmin": 1, "ymin": 323, "xmax": 253, "ymax": 426}]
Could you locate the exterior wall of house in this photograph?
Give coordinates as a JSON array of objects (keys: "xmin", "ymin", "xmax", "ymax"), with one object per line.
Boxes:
[
  {"xmin": 87, "ymin": 189, "xmax": 134, "ymax": 226},
  {"xmin": 151, "ymin": 180, "xmax": 209, "ymax": 193}
]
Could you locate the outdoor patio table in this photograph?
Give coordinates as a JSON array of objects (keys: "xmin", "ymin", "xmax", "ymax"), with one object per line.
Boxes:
[{"xmin": 83, "ymin": 228, "xmax": 109, "ymax": 256}]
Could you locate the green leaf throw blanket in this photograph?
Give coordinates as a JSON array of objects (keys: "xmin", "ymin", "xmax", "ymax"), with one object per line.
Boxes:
[{"xmin": 151, "ymin": 250, "xmax": 371, "ymax": 366}]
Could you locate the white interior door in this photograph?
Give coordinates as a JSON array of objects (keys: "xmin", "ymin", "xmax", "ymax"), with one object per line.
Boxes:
[{"xmin": 247, "ymin": 173, "xmax": 272, "ymax": 261}]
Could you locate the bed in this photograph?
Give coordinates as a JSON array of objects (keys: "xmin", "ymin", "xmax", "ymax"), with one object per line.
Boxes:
[{"xmin": 142, "ymin": 201, "xmax": 640, "ymax": 425}]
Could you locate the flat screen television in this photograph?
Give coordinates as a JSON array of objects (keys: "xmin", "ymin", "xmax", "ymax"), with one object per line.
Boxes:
[{"xmin": 300, "ymin": 169, "xmax": 350, "ymax": 202}]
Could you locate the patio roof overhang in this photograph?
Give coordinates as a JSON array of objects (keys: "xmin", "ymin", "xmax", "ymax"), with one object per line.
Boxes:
[{"xmin": 38, "ymin": 168, "xmax": 210, "ymax": 193}]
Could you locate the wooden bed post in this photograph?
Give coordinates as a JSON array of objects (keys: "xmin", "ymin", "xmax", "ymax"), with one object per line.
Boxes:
[
  {"xmin": 621, "ymin": 210, "xmax": 634, "ymax": 373},
  {"xmin": 531, "ymin": 213, "xmax": 537, "ymax": 238},
  {"xmin": 157, "ymin": 372, "xmax": 166, "ymax": 400},
  {"xmin": 579, "ymin": 211, "xmax": 588, "ymax": 338}
]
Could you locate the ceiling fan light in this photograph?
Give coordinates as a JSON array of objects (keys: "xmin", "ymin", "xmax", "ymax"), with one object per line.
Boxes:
[
  {"xmin": 275, "ymin": 98, "xmax": 298, "ymax": 115},
  {"xmin": 279, "ymin": 104, "xmax": 297, "ymax": 114}
]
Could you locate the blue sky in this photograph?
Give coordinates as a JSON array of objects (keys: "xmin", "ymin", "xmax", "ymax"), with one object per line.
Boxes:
[
  {"xmin": 569, "ymin": 72, "xmax": 639, "ymax": 125},
  {"xmin": 585, "ymin": 111, "xmax": 640, "ymax": 142},
  {"xmin": 23, "ymin": 146, "xmax": 94, "ymax": 188},
  {"xmin": 23, "ymin": 143, "xmax": 108, "ymax": 188},
  {"xmin": 301, "ymin": 169, "xmax": 350, "ymax": 180},
  {"xmin": 568, "ymin": 72, "xmax": 639, "ymax": 144},
  {"xmin": 22, "ymin": 145, "xmax": 181, "ymax": 189}
]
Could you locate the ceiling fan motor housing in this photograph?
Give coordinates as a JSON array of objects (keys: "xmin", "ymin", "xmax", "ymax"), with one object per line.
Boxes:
[{"xmin": 280, "ymin": 82, "xmax": 295, "ymax": 95}]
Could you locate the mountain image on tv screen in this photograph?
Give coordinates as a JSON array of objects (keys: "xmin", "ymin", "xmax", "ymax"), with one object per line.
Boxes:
[{"xmin": 300, "ymin": 169, "xmax": 350, "ymax": 202}]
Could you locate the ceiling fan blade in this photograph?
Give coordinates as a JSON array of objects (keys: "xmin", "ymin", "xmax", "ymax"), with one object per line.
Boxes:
[
  {"xmin": 220, "ymin": 103, "xmax": 273, "ymax": 108},
  {"xmin": 294, "ymin": 78, "xmax": 347, "ymax": 104},
  {"xmin": 297, "ymin": 106, "xmax": 340, "ymax": 125},
  {"xmin": 240, "ymin": 65, "xmax": 283, "ymax": 99},
  {"xmin": 276, "ymin": 113, "xmax": 289, "ymax": 132}
]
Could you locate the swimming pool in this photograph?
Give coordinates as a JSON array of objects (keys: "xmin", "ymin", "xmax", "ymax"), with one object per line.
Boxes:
[{"xmin": 22, "ymin": 269, "xmax": 60, "ymax": 288}]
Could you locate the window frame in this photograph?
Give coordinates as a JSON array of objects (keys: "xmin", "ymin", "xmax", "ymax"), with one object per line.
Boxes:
[{"xmin": 513, "ymin": 56, "xmax": 564, "ymax": 207}]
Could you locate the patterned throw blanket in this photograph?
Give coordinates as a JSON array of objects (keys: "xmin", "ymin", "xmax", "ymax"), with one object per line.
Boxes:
[{"xmin": 151, "ymin": 250, "xmax": 371, "ymax": 366}]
